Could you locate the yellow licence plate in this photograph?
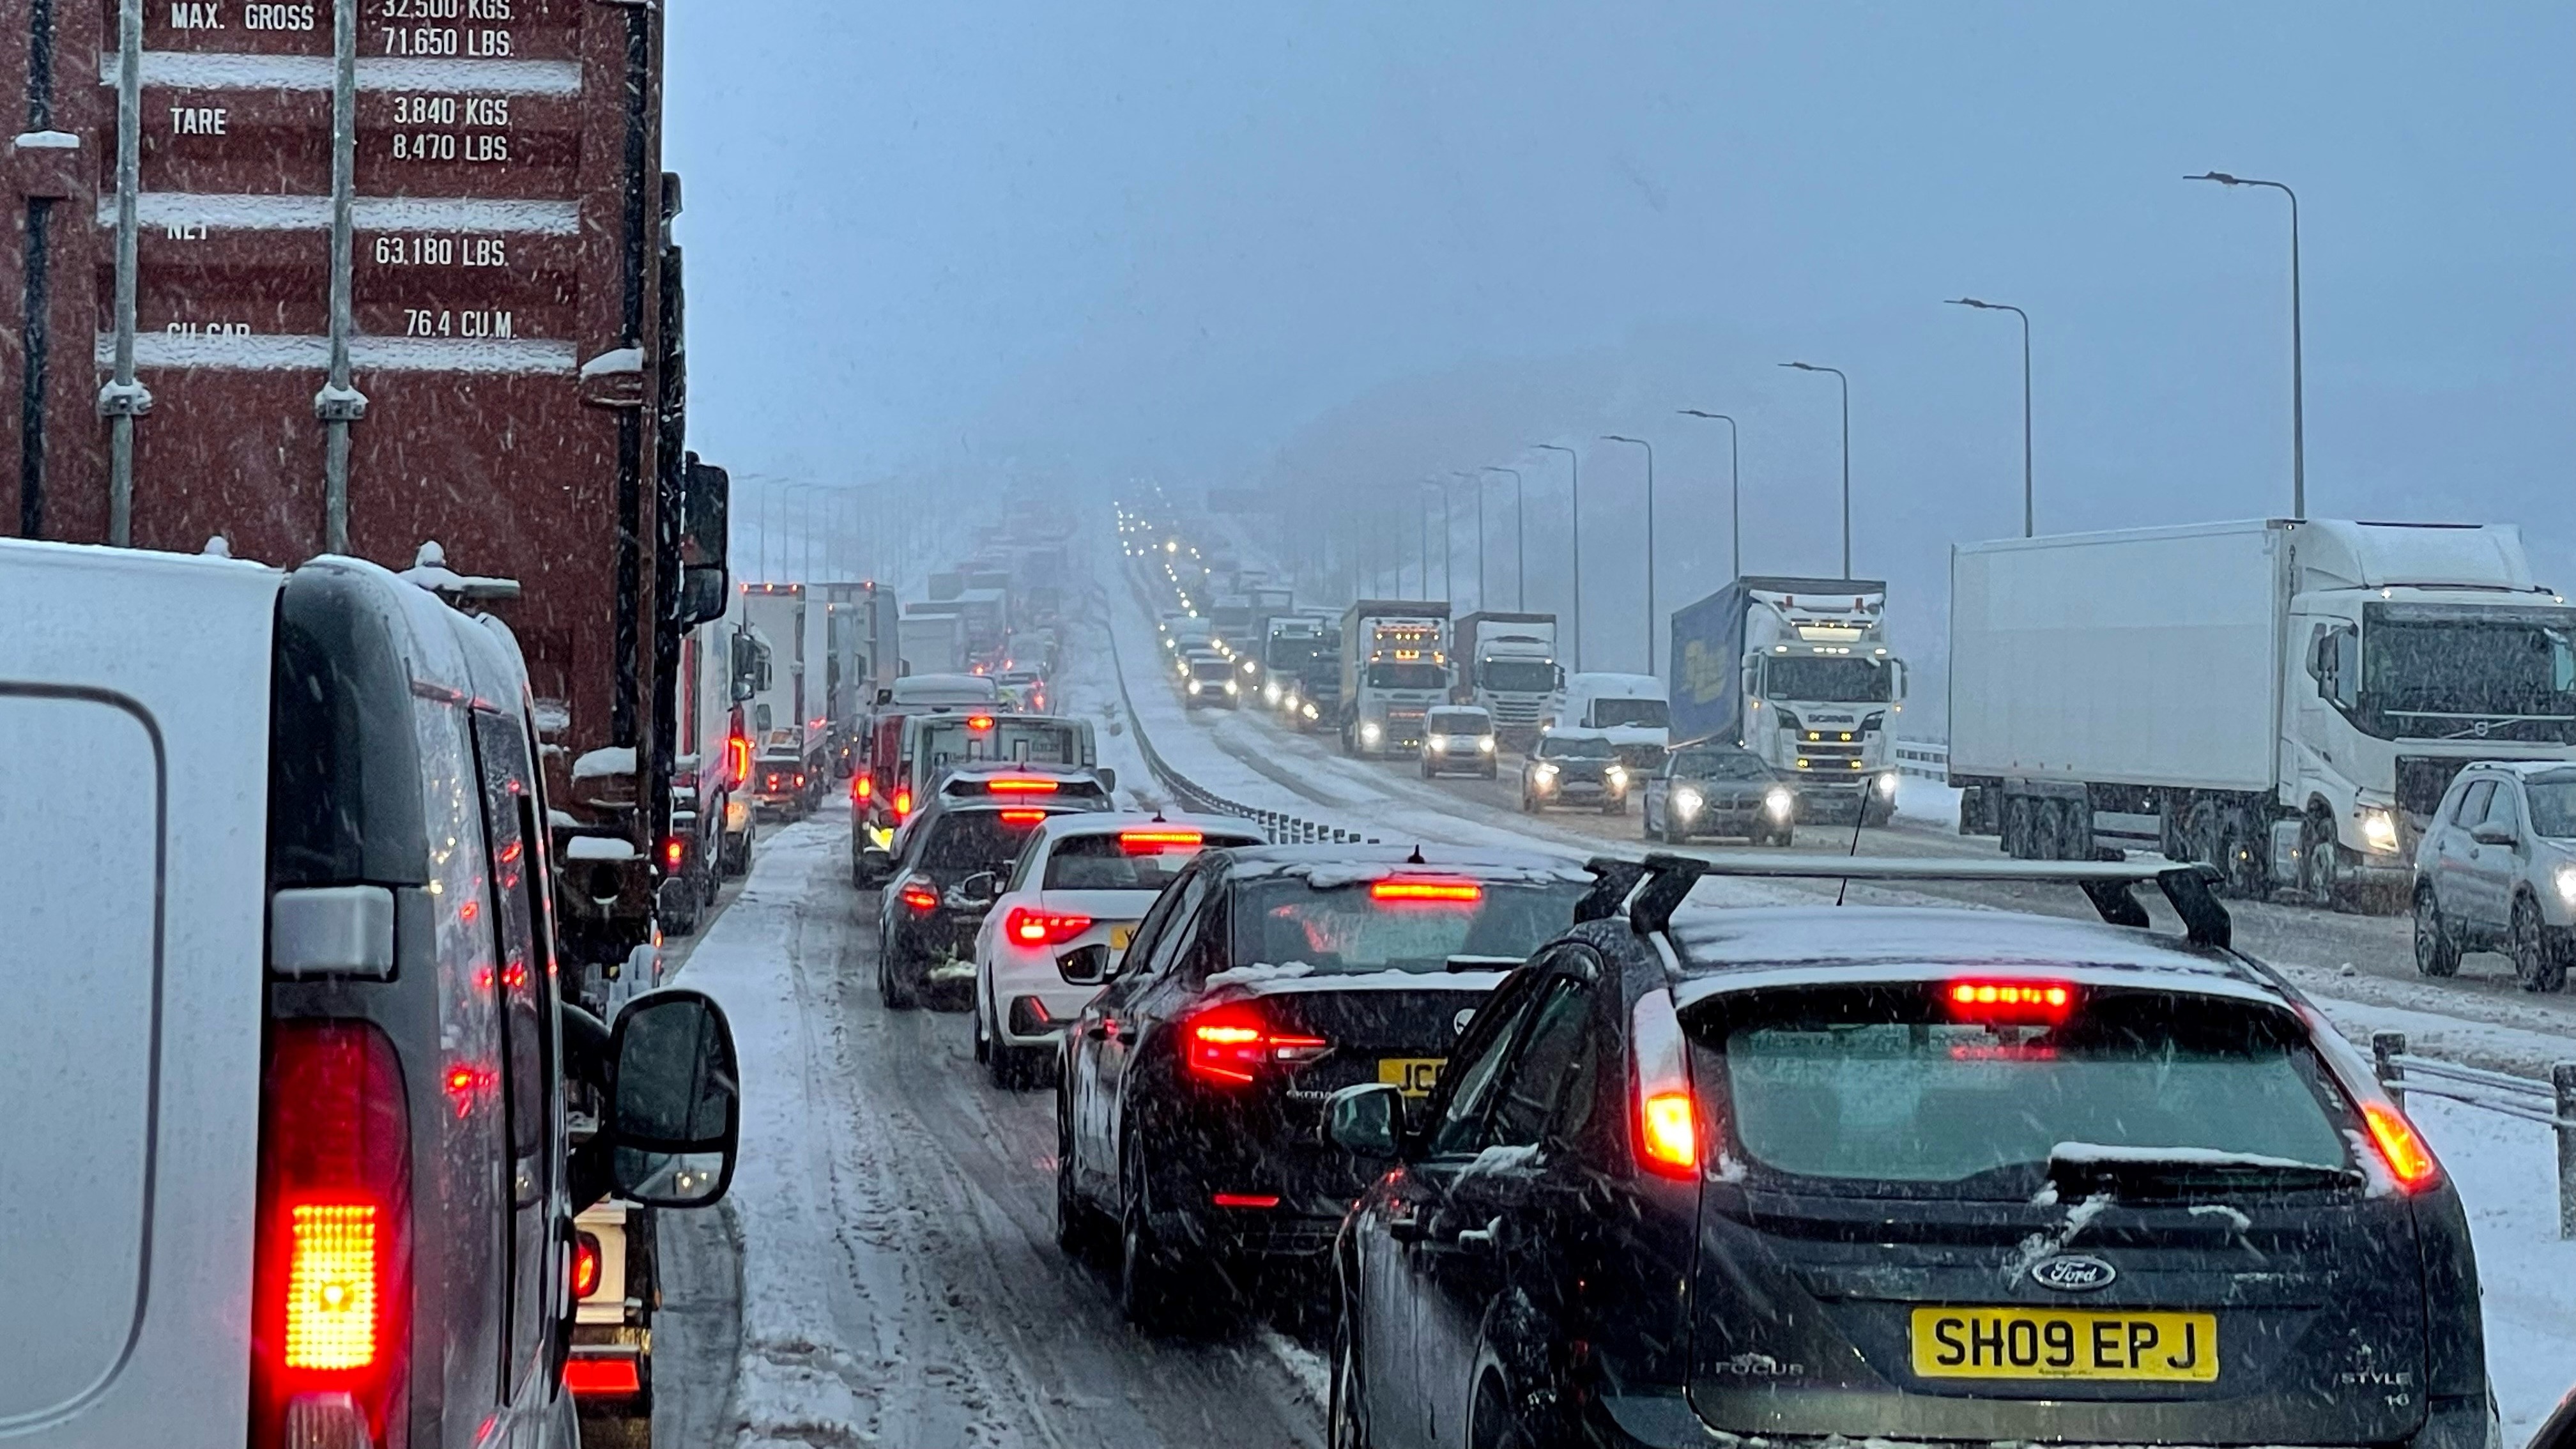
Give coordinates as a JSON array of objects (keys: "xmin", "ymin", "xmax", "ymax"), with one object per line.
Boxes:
[
  {"xmin": 1378, "ymin": 1057, "xmax": 1445, "ymax": 1097},
  {"xmin": 1911, "ymin": 1307, "xmax": 2218, "ymax": 1383},
  {"xmin": 1110, "ymin": 925, "xmax": 1134, "ymax": 949}
]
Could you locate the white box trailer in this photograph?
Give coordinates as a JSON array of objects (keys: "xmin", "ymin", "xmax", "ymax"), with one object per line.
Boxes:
[{"xmin": 1949, "ymin": 518, "xmax": 2576, "ymax": 906}]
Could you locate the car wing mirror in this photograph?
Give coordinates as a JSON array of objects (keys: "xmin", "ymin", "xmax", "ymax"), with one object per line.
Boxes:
[
  {"xmin": 1325, "ymin": 1082, "xmax": 1404, "ymax": 1158},
  {"xmin": 2471, "ymin": 824, "xmax": 2516, "ymax": 846},
  {"xmin": 596, "ymin": 988, "xmax": 739, "ymax": 1209},
  {"xmin": 1056, "ymin": 942, "xmax": 1111, "ymax": 986}
]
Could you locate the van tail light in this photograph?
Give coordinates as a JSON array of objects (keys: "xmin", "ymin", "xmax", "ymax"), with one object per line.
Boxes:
[
  {"xmin": 572, "ymin": 1231, "xmax": 604, "ymax": 1299},
  {"xmin": 251, "ymin": 1020, "xmax": 412, "ymax": 1447},
  {"xmin": 2361, "ymin": 1100, "xmax": 2443, "ymax": 1192},
  {"xmin": 854, "ymin": 774, "xmax": 873, "ymax": 802},
  {"xmin": 1006, "ymin": 907, "xmax": 1094, "ymax": 946},
  {"xmin": 1630, "ymin": 988, "xmax": 1700, "ymax": 1179},
  {"xmin": 1184, "ymin": 1002, "xmax": 1329, "ymax": 1085},
  {"xmin": 893, "ymin": 786, "xmax": 914, "ymax": 820},
  {"xmin": 898, "ymin": 875, "xmax": 940, "ymax": 912},
  {"xmin": 662, "ymin": 835, "xmax": 685, "ymax": 871},
  {"xmin": 565, "ymin": 1356, "xmax": 642, "ymax": 1397}
]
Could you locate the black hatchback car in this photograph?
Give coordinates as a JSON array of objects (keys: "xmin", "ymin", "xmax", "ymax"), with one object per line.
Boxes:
[
  {"xmin": 863, "ymin": 764, "xmax": 1113, "ymax": 1009},
  {"xmin": 1054, "ymin": 845, "xmax": 1595, "ymax": 1330},
  {"xmin": 1322, "ymin": 854, "xmax": 2488, "ymax": 1449}
]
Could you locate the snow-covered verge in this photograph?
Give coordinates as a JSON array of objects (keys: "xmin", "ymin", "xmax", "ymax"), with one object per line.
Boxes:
[{"xmin": 2412, "ymin": 1095, "xmax": 2576, "ymax": 1446}]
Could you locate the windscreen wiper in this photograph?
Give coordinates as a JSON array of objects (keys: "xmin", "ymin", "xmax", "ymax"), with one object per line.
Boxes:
[{"xmin": 2046, "ymin": 1144, "xmax": 2359, "ymax": 1197}]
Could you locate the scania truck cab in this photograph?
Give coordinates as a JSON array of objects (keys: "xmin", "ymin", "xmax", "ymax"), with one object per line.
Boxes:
[{"xmin": 1670, "ymin": 577, "xmax": 1907, "ymax": 825}]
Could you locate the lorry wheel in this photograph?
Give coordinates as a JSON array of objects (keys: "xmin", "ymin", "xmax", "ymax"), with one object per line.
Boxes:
[
  {"xmin": 2298, "ymin": 813, "xmax": 2342, "ymax": 908},
  {"xmin": 2216, "ymin": 807, "xmax": 2271, "ymax": 899},
  {"xmin": 2000, "ymin": 795, "xmax": 2030, "ymax": 859},
  {"xmin": 2029, "ymin": 799, "xmax": 2064, "ymax": 861},
  {"xmin": 2412, "ymin": 888, "xmax": 2462, "ymax": 979},
  {"xmin": 2511, "ymin": 896, "xmax": 2566, "ymax": 993}
]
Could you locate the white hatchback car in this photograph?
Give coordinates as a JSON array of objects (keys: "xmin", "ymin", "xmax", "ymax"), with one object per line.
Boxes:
[{"xmin": 971, "ymin": 813, "xmax": 1264, "ymax": 1087}]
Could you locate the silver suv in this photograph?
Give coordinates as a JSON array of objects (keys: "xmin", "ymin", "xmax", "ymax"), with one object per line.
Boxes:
[{"xmin": 2411, "ymin": 762, "xmax": 2576, "ymax": 991}]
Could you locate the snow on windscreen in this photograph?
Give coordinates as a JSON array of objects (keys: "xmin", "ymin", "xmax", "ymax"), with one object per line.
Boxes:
[{"xmin": 1228, "ymin": 878, "xmax": 1589, "ymax": 974}]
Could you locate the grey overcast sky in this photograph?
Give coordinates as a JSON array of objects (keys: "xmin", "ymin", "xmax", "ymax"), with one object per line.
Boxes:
[{"xmin": 667, "ymin": 1, "xmax": 2574, "ymax": 673}]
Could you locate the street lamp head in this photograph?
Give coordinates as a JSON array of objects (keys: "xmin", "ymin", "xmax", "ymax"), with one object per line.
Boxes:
[
  {"xmin": 2188, "ymin": 171, "xmax": 2242, "ymax": 185},
  {"xmin": 1601, "ymin": 433, "xmax": 1642, "ymax": 445},
  {"xmin": 1947, "ymin": 296, "xmax": 1992, "ymax": 309},
  {"xmin": 1781, "ymin": 361, "xmax": 1815, "ymax": 371}
]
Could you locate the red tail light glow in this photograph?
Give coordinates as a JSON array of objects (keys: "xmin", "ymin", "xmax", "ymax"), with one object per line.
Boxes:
[
  {"xmin": 1119, "ymin": 829, "xmax": 1205, "ymax": 852},
  {"xmin": 1185, "ymin": 1003, "xmax": 1328, "ymax": 1085},
  {"xmin": 726, "ymin": 733, "xmax": 751, "ymax": 785},
  {"xmin": 1006, "ymin": 907, "xmax": 1095, "ymax": 946},
  {"xmin": 985, "ymin": 776, "xmax": 1060, "ymax": 794},
  {"xmin": 999, "ymin": 809, "xmax": 1050, "ymax": 825},
  {"xmin": 2361, "ymin": 1100, "xmax": 2442, "ymax": 1192},
  {"xmin": 1943, "ymin": 979, "xmax": 2076, "ymax": 1024},
  {"xmin": 1369, "ymin": 877, "xmax": 1483, "ymax": 903},
  {"xmin": 565, "ymin": 1357, "xmax": 643, "ymax": 1397},
  {"xmin": 967, "ymin": 714, "xmax": 996, "ymax": 730},
  {"xmin": 1211, "ymin": 1192, "xmax": 1282, "ymax": 1209},
  {"xmin": 663, "ymin": 835, "xmax": 684, "ymax": 870},
  {"xmin": 1630, "ymin": 988, "xmax": 1699, "ymax": 1179},
  {"xmin": 898, "ymin": 878, "xmax": 940, "ymax": 912},
  {"xmin": 252, "ymin": 1020, "xmax": 411, "ymax": 1445},
  {"xmin": 854, "ymin": 774, "xmax": 873, "ymax": 801},
  {"xmin": 893, "ymin": 786, "xmax": 914, "ymax": 818},
  {"xmin": 572, "ymin": 1231, "xmax": 603, "ymax": 1299}
]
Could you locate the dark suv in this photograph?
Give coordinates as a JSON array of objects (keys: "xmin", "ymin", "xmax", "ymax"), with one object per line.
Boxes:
[{"xmin": 1322, "ymin": 854, "xmax": 2488, "ymax": 1449}]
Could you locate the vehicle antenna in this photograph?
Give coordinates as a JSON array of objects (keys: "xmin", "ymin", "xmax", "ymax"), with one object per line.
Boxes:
[
  {"xmin": 1834, "ymin": 792, "xmax": 1869, "ymax": 906},
  {"xmin": 1407, "ymin": 843, "xmax": 1427, "ymax": 865}
]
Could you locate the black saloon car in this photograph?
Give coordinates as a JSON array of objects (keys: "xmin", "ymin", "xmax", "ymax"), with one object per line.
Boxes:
[
  {"xmin": 1640, "ymin": 742, "xmax": 1797, "ymax": 845},
  {"xmin": 1520, "ymin": 730, "xmax": 1630, "ymax": 814},
  {"xmin": 1322, "ymin": 854, "xmax": 2487, "ymax": 1449},
  {"xmin": 863, "ymin": 764, "xmax": 1112, "ymax": 1008},
  {"xmin": 1054, "ymin": 845, "xmax": 1595, "ymax": 1330}
]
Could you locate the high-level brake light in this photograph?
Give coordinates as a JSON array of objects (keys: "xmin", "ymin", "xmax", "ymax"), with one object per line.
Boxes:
[
  {"xmin": 1184, "ymin": 1002, "xmax": 1328, "ymax": 1085},
  {"xmin": 999, "ymin": 809, "xmax": 1049, "ymax": 825},
  {"xmin": 1006, "ymin": 907, "xmax": 1095, "ymax": 946},
  {"xmin": 1369, "ymin": 877, "xmax": 1483, "ymax": 903},
  {"xmin": 1943, "ymin": 979, "xmax": 2076, "ymax": 1024},
  {"xmin": 985, "ymin": 776, "xmax": 1061, "ymax": 794},
  {"xmin": 1119, "ymin": 829, "xmax": 1204, "ymax": 852}
]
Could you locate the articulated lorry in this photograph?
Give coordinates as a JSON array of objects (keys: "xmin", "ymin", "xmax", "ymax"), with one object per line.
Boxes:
[
  {"xmin": 1453, "ymin": 611, "xmax": 1562, "ymax": 749},
  {"xmin": 1948, "ymin": 519, "xmax": 2576, "ymax": 906},
  {"xmin": 1338, "ymin": 601, "xmax": 1452, "ymax": 756},
  {"xmin": 822, "ymin": 582, "xmax": 897, "ymax": 775},
  {"xmin": 740, "ymin": 583, "xmax": 830, "ymax": 817},
  {"xmin": 1669, "ymin": 577, "xmax": 1908, "ymax": 823},
  {"xmin": 901, "ymin": 608, "xmax": 969, "ymax": 675}
]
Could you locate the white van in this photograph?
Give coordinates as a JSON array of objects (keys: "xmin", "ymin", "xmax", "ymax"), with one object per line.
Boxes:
[
  {"xmin": 1550, "ymin": 670, "xmax": 1673, "ymax": 770},
  {"xmin": 0, "ymin": 540, "xmax": 739, "ymax": 1449}
]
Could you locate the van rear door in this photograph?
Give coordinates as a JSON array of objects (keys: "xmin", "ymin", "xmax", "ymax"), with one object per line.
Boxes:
[{"xmin": 0, "ymin": 541, "xmax": 283, "ymax": 1446}]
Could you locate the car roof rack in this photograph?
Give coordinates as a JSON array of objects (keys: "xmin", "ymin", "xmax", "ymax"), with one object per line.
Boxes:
[{"xmin": 1590, "ymin": 852, "xmax": 2233, "ymax": 949}]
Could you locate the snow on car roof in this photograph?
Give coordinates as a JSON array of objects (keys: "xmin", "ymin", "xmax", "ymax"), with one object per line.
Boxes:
[
  {"xmin": 1665, "ymin": 904, "xmax": 2283, "ymax": 1006},
  {"xmin": 1032, "ymin": 811, "xmax": 1261, "ymax": 840},
  {"xmin": 1223, "ymin": 844, "xmax": 1592, "ymax": 887}
]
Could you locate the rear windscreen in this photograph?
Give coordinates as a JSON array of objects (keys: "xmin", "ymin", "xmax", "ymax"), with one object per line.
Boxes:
[
  {"xmin": 920, "ymin": 811, "xmax": 1052, "ymax": 872},
  {"xmin": 1044, "ymin": 832, "xmax": 1259, "ymax": 890},
  {"xmin": 919, "ymin": 719, "xmax": 1080, "ymax": 766},
  {"xmin": 1696, "ymin": 984, "xmax": 2352, "ymax": 1198},
  {"xmin": 1229, "ymin": 878, "xmax": 1586, "ymax": 974}
]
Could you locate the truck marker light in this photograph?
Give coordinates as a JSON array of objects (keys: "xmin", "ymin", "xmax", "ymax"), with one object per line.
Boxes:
[
  {"xmin": 854, "ymin": 774, "xmax": 873, "ymax": 801},
  {"xmin": 663, "ymin": 836, "xmax": 684, "ymax": 870},
  {"xmin": 1369, "ymin": 878, "xmax": 1483, "ymax": 903},
  {"xmin": 565, "ymin": 1358, "xmax": 643, "ymax": 1396},
  {"xmin": 2361, "ymin": 1101, "xmax": 2442, "ymax": 1192},
  {"xmin": 1943, "ymin": 980, "xmax": 2074, "ymax": 1023}
]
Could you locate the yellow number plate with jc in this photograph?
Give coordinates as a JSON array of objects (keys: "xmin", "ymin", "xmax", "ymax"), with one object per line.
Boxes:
[
  {"xmin": 1378, "ymin": 1057, "xmax": 1445, "ymax": 1098},
  {"xmin": 1110, "ymin": 925, "xmax": 1134, "ymax": 949},
  {"xmin": 1910, "ymin": 1307, "xmax": 2218, "ymax": 1383}
]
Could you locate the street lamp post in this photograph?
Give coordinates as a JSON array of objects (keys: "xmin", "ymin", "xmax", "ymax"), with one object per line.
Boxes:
[
  {"xmin": 1781, "ymin": 362, "xmax": 1851, "ymax": 575},
  {"xmin": 1676, "ymin": 410, "xmax": 1740, "ymax": 578},
  {"xmin": 1531, "ymin": 443, "xmax": 1581, "ymax": 670},
  {"xmin": 2189, "ymin": 171, "xmax": 2304, "ymax": 519},
  {"xmin": 1482, "ymin": 466, "xmax": 1524, "ymax": 609},
  {"xmin": 1454, "ymin": 470, "xmax": 1483, "ymax": 610},
  {"xmin": 1600, "ymin": 434, "xmax": 1655, "ymax": 675},
  {"xmin": 1945, "ymin": 298, "xmax": 2034, "ymax": 536}
]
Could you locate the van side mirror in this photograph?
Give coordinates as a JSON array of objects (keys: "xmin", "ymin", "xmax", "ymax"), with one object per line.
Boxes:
[
  {"xmin": 1095, "ymin": 766, "xmax": 1117, "ymax": 793},
  {"xmin": 1891, "ymin": 660, "xmax": 1908, "ymax": 701},
  {"xmin": 1326, "ymin": 1082, "xmax": 1404, "ymax": 1158},
  {"xmin": 606, "ymin": 988, "xmax": 739, "ymax": 1208},
  {"xmin": 1056, "ymin": 943, "xmax": 1111, "ymax": 985},
  {"xmin": 875, "ymin": 687, "xmax": 895, "ymax": 705}
]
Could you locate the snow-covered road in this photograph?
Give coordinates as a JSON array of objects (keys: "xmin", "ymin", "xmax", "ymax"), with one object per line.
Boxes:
[{"xmin": 672, "ymin": 811, "xmax": 1326, "ymax": 1449}]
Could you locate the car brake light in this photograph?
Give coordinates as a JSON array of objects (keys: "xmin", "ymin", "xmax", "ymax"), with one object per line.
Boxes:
[
  {"xmin": 1119, "ymin": 829, "xmax": 1205, "ymax": 852},
  {"xmin": 894, "ymin": 786, "xmax": 913, "ymax": 818},
  {"xmin": 2361, "ymin": 1100, "xmax": 2442, "ymax": 1192},
  {"xmin": 986, "ymin": 777, "xmax": 1060, "ymax": 794},
  {"xmin": 565, "ymin": 1356, "xmax": 643, "ymax": 1396},
  {"xmin": 1370, "ymin": 877, "xmax": 1483, "ymax": 903},
  {"xmin": 1185, "ymin": 1002, "xmax": 1328, "ymax": 1085},
  {"xmin": 252, "ymin": 1020, "xmax": 411, "ymax": 1445},
  {"xmin": 1943, "ymin": 979, "xmax": 2076, "ymax": 1024},
  {"xmin": 1006, "ymin": 907, "xmax": 1095, "ymax": 946},
  {"xmin": 1630, "ymin": 988, "xmax": 1699, "ymax": 1179},
  {"xmin": 662, "ymin": 836, "xmax": 684, "ymax": 870},
  {"xmin": 999, "ymin": 808, "xmax": 1049, "ymax": 825},
  {"xmin": 572, "ymin": 1231, "xmax": 603, "ymax": 1299},
  {"xmin": 898, "ymin": 878, "xmax": 940, "ymax": 912}
]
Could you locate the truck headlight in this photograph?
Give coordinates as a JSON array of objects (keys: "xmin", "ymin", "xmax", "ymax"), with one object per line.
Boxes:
[
  {"xmin": 2360, "ymin": 808, "xmax": 2400, "ymax": 854},
  {"xmin": 1264, "ymin": 682, "xmax": 1282, "ymax": 705},
  {"xmin": 1605, "ymin": 764, "xmax": 1629, "ymax": 790},
  {"xmin": 1477, "ymin": 736, "xmax": 1496, "ymax": 754},
  {"xmin": 1765, "ymin": 786, "xmax": 1795, "ymax": 820},
  {"xmin": 1301, "ymin": 702, "xmax": 1319, "ymax": 720},
  {"xmin": 1875, "ymin": 771, "xmax": 1899, "ymax": 799},
  {"xmin": 1360, "ymin": 721, "xmax": 1383, "ymax": 745},
  {"xmin": 1224, "ymin": 680, "xmax": 1239, "ymax": 695},
  {"xmin": 1673, "ymin": 788, "xmax": 1703, "ymax": 818}
]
